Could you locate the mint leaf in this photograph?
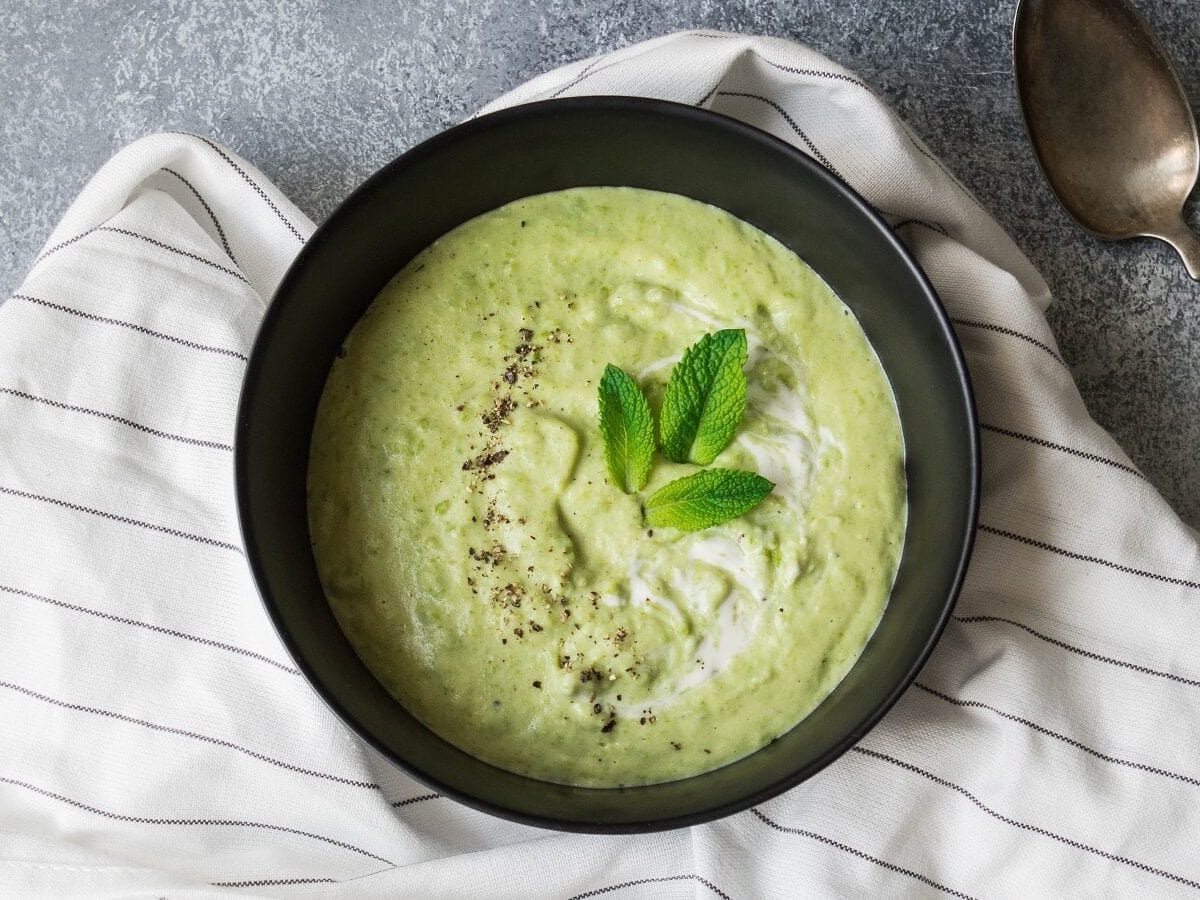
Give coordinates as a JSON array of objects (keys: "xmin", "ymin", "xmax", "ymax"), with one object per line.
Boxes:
[
  {"xmin": 644, "ymin": 468, "xmax": 773, "ymax": 532},
  {"xmin": 659, "ymin": 329, "xmax": 748, "ymax": 465},
  {"xmin": 598, "ymin": 364, "xmax": 655, "ymax": 493}
]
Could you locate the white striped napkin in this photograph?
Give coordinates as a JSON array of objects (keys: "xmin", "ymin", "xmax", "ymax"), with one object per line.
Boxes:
[{"xmin": 3, "ymin": 30, "xmax": 1199, "ymax": 899}]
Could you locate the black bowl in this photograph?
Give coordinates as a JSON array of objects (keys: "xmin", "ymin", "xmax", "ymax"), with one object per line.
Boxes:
[{"xmin": 236, "ymin": 96, "xmax": 979, "ymax": 832}]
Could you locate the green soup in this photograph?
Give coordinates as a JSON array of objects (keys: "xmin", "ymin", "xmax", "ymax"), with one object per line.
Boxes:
[{"xmin": 308, "ymin": 187, "xmax": 905, "ymax": 787}]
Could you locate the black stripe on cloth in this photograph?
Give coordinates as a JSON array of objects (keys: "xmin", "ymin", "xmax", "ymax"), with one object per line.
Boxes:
[
  {"xmin": 913, "ymin": 683, "xmax": 1200, "ymax": 788},
  {"xmin": 0, "ymin": 680, "xmax": 380, "ymax": 790},
  {"xmin": 0, "ymin": 386, "xmax": 233, "ymax": 451},
  {"xmin": 567, "ymin": 873, "xmax": 730, "ymax": 900},
  {"xmin": 0, "ymin": 776, "xmax": 394, "ymax": 866},
  {"xmin": 949, "ymin": 317, "xmax": 1066, "ymax": 367},
  {"xmin": 211, "ymin": 878, "xmax": 338, "ymax": 887},
  {"xmin": 10, "ymin": 293, "xmax": 248, "ymax": 361},
  {"xmin": 757, "ymin": 57, "xmax": 872, "ymax": 91},
  {"xmin": 954, "ymin": 614, "xmax": 1200, "ymax": 689},
  {"xmin": 390, "ymin": 793, "xmax": 440, "ymax": 808},
  {"xmin": 696, "ymin": 82, "xmax": 722, "ymax": 108},
  {"xmin": 29, "ymin": 226, "xmax": 249, "ymax": 286},
  {"xmin": 162, "ymin": 167, "xmax": 239, "ymax": 265},
  {"xmin": 714, "ymin": 91, "xmax": 844, "ymax": 180},
  {"xmin": 978, "ymin": 524, "xmax": 1200, "ymax": 590},
  {"xmin": 168, "ymin": 132, "xmax": 305, "ymax": 243},
  {"xmin": 688, "ymin": 33, "xmax": 875, "ymax": 91},
  {"xmin": 33, "ymin": 225, "xmax": 100, "ymax": 266},
  {"xmin": 0, "ymin": 484, "xmax": 243, "ymax": 554},
  {"xmin": 549, "ymin": 55, "xmax": 621, "ymax": 99},
  {"xmin": 851, "ymin": 746, "xmax": 1200, "ymax": 890},
  {"xmin": 893, "ymin": 218, "xmax": 951, "ymax": 237},
  {"xmin": 980, "ymin": 423, "xmax": 1147, "ymax": 481},
  {"xmin": 750, "ymin": 809, "xmax": 975, "ymax": 899},
  {"xmin": 93, "ymin": 226, "xmax": 249, "ymax": 285},
  {"xmin": 0, "ymin": 582, "xmax": 297, "ymax": 674}
]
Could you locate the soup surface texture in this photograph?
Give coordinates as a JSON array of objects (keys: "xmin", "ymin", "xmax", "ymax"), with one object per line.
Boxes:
[{"xmin": 308, "ymin": 187, "xmax": 905, "ymax": 787}]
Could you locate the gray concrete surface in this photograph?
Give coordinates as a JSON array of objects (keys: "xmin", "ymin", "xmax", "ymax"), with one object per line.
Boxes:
[{"xmin": 2, "ymin": 0, "xmax": 1199, "ymax": 523}]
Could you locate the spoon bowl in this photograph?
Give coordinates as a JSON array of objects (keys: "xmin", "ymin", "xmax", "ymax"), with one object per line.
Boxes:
[{"xmin": 1014, "ymin": 0, "xmax": 1200, "ymax": 278}]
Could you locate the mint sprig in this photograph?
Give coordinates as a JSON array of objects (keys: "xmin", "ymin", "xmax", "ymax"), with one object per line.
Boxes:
[
  {"xmin": 659, "ymin": 329, "xmax": 748, "ymax": 465},
  {"xmin": 596, "ymin": 329, "xmax": 773, "ymax": 533},
  {"xmin": 597, "ymin": 364, "xmax": 655, "ymax": 493},
  {"xmin": 644, "ymin": 469, "xmax": 774, "ymax": 532}
]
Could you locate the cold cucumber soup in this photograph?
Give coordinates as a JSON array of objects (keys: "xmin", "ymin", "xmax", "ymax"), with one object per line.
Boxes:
[{"xmin": 308, "ymin": 187, "xmax": 905, "ymax": 787}]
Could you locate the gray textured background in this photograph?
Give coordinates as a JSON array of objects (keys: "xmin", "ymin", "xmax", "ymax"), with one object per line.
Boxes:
[{"xmin": 2, "ymin": 0, "xmax": 1198, "ymax": 523}]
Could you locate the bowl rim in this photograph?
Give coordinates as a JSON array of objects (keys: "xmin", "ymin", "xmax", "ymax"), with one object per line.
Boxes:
[{"xmin": 235, "ymin": 94, "xmax": 980, "ymax": 832}]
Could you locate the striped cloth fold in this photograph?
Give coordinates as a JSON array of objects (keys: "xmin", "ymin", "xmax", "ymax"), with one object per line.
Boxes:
[{"xmin": 3, "ymin": 30, "xmax": 1199, "ymax": 899}]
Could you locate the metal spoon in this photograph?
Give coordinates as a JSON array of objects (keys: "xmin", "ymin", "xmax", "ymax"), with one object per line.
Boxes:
[{"xmin": 1013, "ymin": 0, "xmax": 1200, "ymax": 279}]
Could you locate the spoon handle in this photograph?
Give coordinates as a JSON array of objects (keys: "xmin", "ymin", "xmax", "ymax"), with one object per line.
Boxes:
[{"xmin": 1154, "ymin": 219, "xmax": 1200, "ymax": 281}]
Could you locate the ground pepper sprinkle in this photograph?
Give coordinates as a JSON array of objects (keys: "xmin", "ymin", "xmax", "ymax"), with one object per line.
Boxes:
[{"xmin": 461, "ymin": 449, "xmax": 509, "ymax": 472}]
